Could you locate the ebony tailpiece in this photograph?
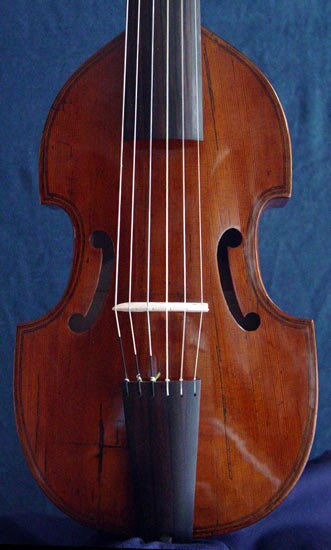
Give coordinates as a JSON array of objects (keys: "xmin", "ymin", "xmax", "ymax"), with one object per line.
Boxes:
[{"xmin": 122, "ymin": 381, "xmax": 201, "ymax": 541}]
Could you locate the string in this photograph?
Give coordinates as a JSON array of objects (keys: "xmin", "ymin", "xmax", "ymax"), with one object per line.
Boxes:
[
  {"xmin": 128, "ymin": 0, "xmax": 142, "ymax": 383},
  {"xmin": 179, "ymin": 0, "xmax": 187, "ymax": 397},
  {"xmin": 147, "ymin": 0, "xmax": 155, "ymax": 381},
  {"xmin": 193, "ymin": 0, "xmax": 204, "ymax": 394},
  {"xmin": 165, "ymin": 0, "xmax": 170, "ymax": 396},
  {"xmin": 114, "ymin": 0, "xmax": 130, "ymax": 382}
]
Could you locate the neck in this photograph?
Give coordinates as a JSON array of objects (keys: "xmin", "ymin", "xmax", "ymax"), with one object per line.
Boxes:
[{"xmin": 124, "ymin": 0, "xmax": 203, "ymax": 141}]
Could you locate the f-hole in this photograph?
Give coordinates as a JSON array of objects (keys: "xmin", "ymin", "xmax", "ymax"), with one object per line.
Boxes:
[
  {"xmin": 69, "ymin": 231, "xmax": 114, "ymax": 333},
  {"xmin": 218, "ymin": 228, "xmax": 261, "ymax": 331}
]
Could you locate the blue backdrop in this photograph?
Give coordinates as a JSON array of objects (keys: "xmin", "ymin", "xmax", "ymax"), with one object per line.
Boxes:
[{"xmin": 0, "ymin": 0, "xmax": 330, "ymax": 547}]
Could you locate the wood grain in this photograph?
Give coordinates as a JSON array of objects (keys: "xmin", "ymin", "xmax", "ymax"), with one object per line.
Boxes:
[{"xmin": 14, "ymin": 27, "xmax": 317, "ymax": 537}]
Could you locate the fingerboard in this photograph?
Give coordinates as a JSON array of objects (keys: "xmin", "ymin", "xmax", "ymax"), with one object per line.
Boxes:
[{"xmin": 124, "ymin": 0, "xmax": 203, "ymax": 141}]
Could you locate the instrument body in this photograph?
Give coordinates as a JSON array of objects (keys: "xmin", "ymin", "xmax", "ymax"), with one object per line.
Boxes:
[{"xmin": 14, "ymin": 27, "xmax": 317, "ymax": 536}]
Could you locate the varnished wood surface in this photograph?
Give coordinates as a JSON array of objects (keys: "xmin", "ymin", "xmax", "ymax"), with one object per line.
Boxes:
[{"xmin": 14, "ymin": 28, "xmax": 317, "ymax": 537}]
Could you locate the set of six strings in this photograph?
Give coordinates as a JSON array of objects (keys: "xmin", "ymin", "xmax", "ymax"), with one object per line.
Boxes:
[{"xmin": 114, "ymin": 0, "xmax": 204, "ymax": 395}]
